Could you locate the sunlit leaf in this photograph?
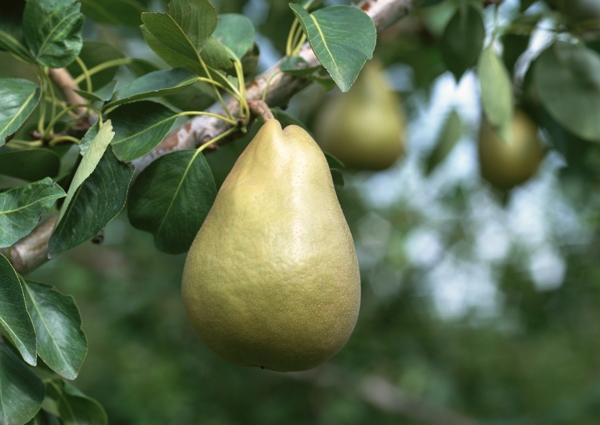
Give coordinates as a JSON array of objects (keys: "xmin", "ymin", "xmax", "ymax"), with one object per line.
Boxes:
[
  {"xmin": 290, "ymin": 4, "xmax": 376, "ymax": 92},
  {"xmin": 213, "ymin": 14, "xmax": 255, "ymax": 60},
  {"xmin": 478, "ymin": 46, "xmax": 513, "ymax": 142},
  {"xmin": 53, "ymin": 121, "xmax": 115, "ymax": 232}
]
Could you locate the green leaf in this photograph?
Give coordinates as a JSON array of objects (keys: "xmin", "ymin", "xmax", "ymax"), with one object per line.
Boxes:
[
  {"xmin": 66, "ymin": 40, "xmax": 125, "ymax": 91},
  {"xmin": 0, "ymin": 178, "xmax": 66, "ymax": 249},
  {"xmin": 324, "ymin": 152, "xmax": 344, "ymax": 170},
  {"xmin": 424, "ymin": 109, "xmax": 463, "ymax": 175},
  {"xmin": 324, "ymin": 153, "xmax": 345, "ymax": 188},
  {"xmin": 77, "ymin": 123, "xmax": 98, "ymax": 157},
  {"xmin": 54, "ymin": 121, "xmax": 115, "ymax": 231},
  {"xmin": 271, "ymin": 108, "xmax": 313, "ymax": 135},
  {"xmin": 140, "ymin": 25, "xmax": 204, "ymax": 75},
  {"xmin": 23, "ymin": 281, "xmax": 87, "ymax": 380},
  {"xmin": 0, "ymin": 79, "xmax": 41, "ymax": 145},
  {"xmin": 128, "ymin": 150, "xmax": 217, "ymax": 254},
  {"xmin": 0, "ymin": 20, "xmax": 35, "ymax": 63},
  {"xmin": 440, "ymin": 4, "xmax": 485, "ymax": 81},
  {"xmin": 213, "ymin": 14, "xmax": 255, "ymax": 60},
  {"xmin": 0, "ymin": 341, "xmax": 44, "ymax": 424},
  {"xmin": 199, "ymin": 37, "xmax": 233, "ymax": 70},
  {"xmin": 280, "ymin": 56, "xmax": 321, "ymax": 77},
  {"xmin": 0, "ymin": 149, "xmax": 60, "ymax": 181},
  {"xmin": 290, "ymin": 4, "xmax": 376, "ymax": 92},
  {"xmin": 520, "ymin": 0, "xmax": 536, "ymax": 12},
  {"xmin": 45, "ymin": 380, "xmax": 107, "ymax": 425},
  {"xmin": 0, "ymin": 254, "xmax": 37, "ymax": 366},
  {"xmin": 26, "ymin": 409, "xmax": 61, "ymax": 425},
  {"xmin": 49, "ymin": 148, "xmax": 134, "ymax": 257},
  {"xmin": 23, "ymin": 0, "xmax": 84, "ymax": 68},
  {"xmin": 79, "ymin": 0, "xmax": 147, "ymax": 27},
  {"xmin": 534, "ymin": 41, "xmax": 600, "ymax": 142},
  {"xmin": 164, "ymin": 0, "xmax": 218, "ymax": 49},
  {"xmin": 141, "ymin": 0, "xmax": 219, "ymax": 74},
  {"xmin": 478, "ymin": 46, "xmax": 513, "ymax": 142},
  {"xmin": 126, "ymin": 58, "xmax": 161, "ymax": 77},
  {"xmin": 163, "ymin": 82, "xmax": 216, "ymax": 112},
  {"xmin": 109, "ymin": 102, "xmax": 178, "ymax": 162},
  {"xmin": 104, "ymin": 69, "xmax": 197, "ymax": 110},
  {"xmin": 74, "ymin": 80, "xmax": 118, "ymax": 103}
]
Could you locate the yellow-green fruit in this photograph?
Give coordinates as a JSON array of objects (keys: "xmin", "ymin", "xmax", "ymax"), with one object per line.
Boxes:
[
  {"xmin": 182, "ymin": 119, "xmax": 361, "ymax": 372},
  {"xmin": 478, "ymin": 109, "xmax": 544, "ymax": 190},
  {"xmin": 314, "ymin": 60, "xmax": 406, "ymax": 170}
]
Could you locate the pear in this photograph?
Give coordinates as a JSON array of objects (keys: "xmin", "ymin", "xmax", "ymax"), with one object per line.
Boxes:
[
  {"xmin": 182, "ymin": 119, "xmax": 361, "ymax": 372},
  {"xmin": 314, "ymin": 59, "xmax": 406, "ymax": 170},
  {"xmin": 478, "ymin": 109, "xmax": 544, "ymax": 190}
]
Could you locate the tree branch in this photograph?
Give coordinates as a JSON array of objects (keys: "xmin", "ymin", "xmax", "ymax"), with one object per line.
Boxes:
[{"xmin": 5, "ymin": 0, "xmax": 415, "ymax": 274}]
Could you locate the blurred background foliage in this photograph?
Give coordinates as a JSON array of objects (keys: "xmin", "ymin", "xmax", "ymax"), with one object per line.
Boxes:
[{"xmin": 4, "ymin": 0, "xmax": 600, "ymax": 423}]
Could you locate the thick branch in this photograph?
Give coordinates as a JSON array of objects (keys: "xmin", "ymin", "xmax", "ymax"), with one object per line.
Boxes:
[
  {"xmin": 289, "ymin": 364, "xmax": 476, "ymax": 425},
  {"xmin": 6, "ymin": 0, "xmax": 415, "ymax": 274},
  {"xmin": 0, "ymin": 217, "xmax": 57, "ymax": 275}
]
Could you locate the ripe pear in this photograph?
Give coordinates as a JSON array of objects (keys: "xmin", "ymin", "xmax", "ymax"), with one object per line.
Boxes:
[
  {"xmin": 314, "ymin": 59, "xmax": 407, "ymax": 171},
  {"xmin": 182, "ymin": 119, "xmax": 361, "ymax": 372},
  {"xmin": 478, "ymin": 109, "xmax": 544, "ymax": 190}
]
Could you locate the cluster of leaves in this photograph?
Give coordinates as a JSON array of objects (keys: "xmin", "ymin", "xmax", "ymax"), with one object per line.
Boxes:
[
  {"xmin": 0, "ymin": 0, "xmax": 378, "ymax": 423},
  {"xmin": 416, "ymin": 0, "xmax": 600, "ymax": 177}
]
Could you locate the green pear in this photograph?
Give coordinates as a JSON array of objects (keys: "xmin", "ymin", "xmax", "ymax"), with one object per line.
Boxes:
[
  {"xmin": 182, "ymin": 119, "xmax": 361, "ymax": 372},
  {"xmin": 478, "ymin": 109, "xmax": 544, "ymax": 190},
  {"xmin": 314, "ymin": 59, "xmax": 407, "ymax": 170}
]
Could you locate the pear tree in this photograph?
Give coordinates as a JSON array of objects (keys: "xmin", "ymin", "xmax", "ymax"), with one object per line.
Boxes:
[{"xmin": 0, "ymin": 0, "xmax": 600, "ymax": 424}]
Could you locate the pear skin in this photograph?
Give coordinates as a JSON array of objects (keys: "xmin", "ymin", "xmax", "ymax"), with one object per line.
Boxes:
[
  {"xmin": 315, "ymin": 59, "xmax": 406, "ymax": 170},
  {"xmin": 182, "ymin": 119, "xmax": 361, "ymax": 372},
  {"xmin": 478, "ymin": 109, "xmax": 544, "ymax": 190}
]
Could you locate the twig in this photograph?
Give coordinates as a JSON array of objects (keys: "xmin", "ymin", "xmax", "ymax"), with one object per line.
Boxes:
[
  {"xmin": 47, "ymin": 68, "xmax": 88, "ymax": 117},
  {"xmin": 5, "ymin": 0, "xmax": 415, "ymax": 275},
  {"xmin": 289, "ymin": 364, "xmax": 477, "ymax": 425},
  {"xmin": 248, "ymin": 100, "xmax": 275, "ymax": 122}
]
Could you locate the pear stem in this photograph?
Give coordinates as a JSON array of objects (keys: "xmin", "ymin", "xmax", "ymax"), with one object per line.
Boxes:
[{"xmin": 248, "ymin": 100, "xmax": 275, "ymax": 122}]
